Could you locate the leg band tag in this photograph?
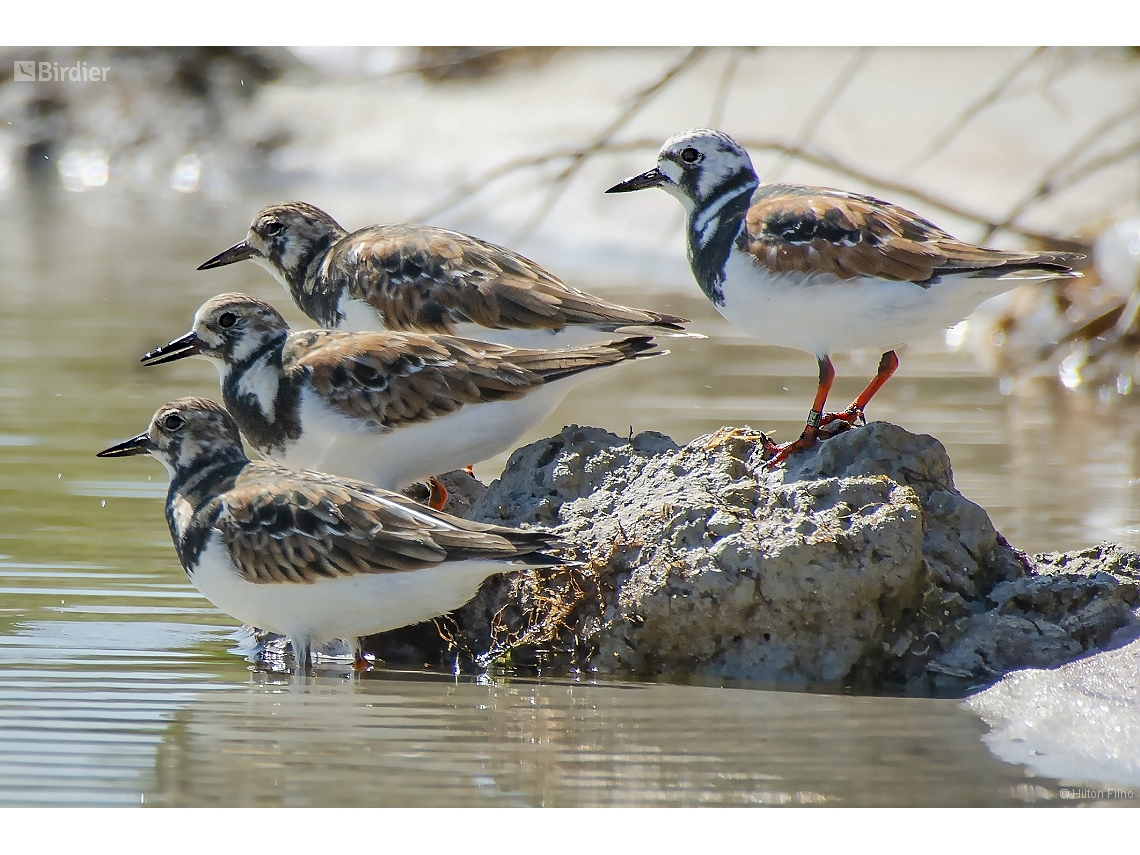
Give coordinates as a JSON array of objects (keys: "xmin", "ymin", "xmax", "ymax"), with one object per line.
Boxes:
[{"xmin": 807, "ymin": 409, "xmax": 823, "ymax": 429}]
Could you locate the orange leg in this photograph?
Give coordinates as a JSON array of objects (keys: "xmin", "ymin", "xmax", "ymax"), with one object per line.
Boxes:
[
  {"xmin": 762, "ymin": 356, "xmax": 835, "ymax": 465},
  {"xmin": 427, "ymin": 477, "xmax": 449, "ymax": 511},
  {"xmin": 819, "ymin": 351, "xmax": 899, "ymax": 431},
  {"xmin": 352, "ymin": 639, "xmax": 371, "ymax": 672}
]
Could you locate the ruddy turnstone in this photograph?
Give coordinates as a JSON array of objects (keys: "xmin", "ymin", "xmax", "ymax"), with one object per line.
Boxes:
[
  {"xmin": 141, "ymin": 294, "xmax": 663, "ymax": 503},
  {"xmin": 198, "ymin": 201, "xmax": 689, "ymax": 347},
  {"xmin": 97, "ymin": 397, "xmax": 568, "ymax": 668},
  {"xmin": 607, "ymin": 129, "xmax": 1084, "ymax": 463}
]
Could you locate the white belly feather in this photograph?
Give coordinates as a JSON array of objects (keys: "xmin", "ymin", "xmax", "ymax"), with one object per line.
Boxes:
[
  {"xmin": 190, "ymin": 534, "xmax": 509, "ymax": 643},
  {"xmin": 718, "ymin": 249, "xmax": 1037, "ymax": 357},
  {"xmin": 268, "ymin": 381, "xmax": 579, "ymax": 489},
  {"xmin": 334, "ymin": 294, "xmax": 387, "ymax": 333}
]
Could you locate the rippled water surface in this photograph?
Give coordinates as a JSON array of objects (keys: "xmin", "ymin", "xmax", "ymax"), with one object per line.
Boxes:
[{"xmin": 2, "ymin": 183, "xmax": 1136, "ymax": 806}]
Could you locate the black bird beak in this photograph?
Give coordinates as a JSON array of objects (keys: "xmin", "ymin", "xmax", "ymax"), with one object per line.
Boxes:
[
  {"xmin": 605, "ymin": 168, "xmax": 667, "ymax": 194},
  {"xmin": 97, "ymin": 432, "xmax": 155, "ymax": 458},
  {"xmin": 141, "ymin": 332, "xmax": 204, "ymax": 366},
  {"xmin": 198, "ymin": 240, "xmax": 258, "ymax": 270}
]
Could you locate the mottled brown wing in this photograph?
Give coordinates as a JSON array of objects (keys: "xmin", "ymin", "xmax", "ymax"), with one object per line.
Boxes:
[
  {"xmin": 741, "ymin": 185, "xmax": 1082, "ymax": 283},
  {"xmin": 289, "ymin": 330, "xmax": 544, "ymax": 428},
  {"xmin": 288, "ymin": 330, "xmax": 660, "ymax": 429},
  {"xmin": 216, "ymin": 466, "xmax": 561, "ymax": 584},
  {"xmin": 321, "ymin": 224, "xmax": 687, "ymax": 333}
]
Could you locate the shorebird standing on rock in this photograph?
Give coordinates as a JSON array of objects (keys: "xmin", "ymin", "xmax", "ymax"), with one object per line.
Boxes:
[
  {"xmin": 607, "ymin": 128, "xmax": 1084, "ymax": 464},
  {"xmin": 198, "ymin": 201, "xmax": 689, "ymax": 348},
  {"xmin": 141, "ymin": 293, "xmax": 664, "ymax": 508},
  {"xmin": 97, "ymin": 398, "xmax": 570, "ymax": 669}
]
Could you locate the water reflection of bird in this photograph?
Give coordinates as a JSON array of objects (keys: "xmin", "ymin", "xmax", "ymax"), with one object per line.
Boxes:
[
  {"xmin": 140, "ymin": 294, "xmax": 662, "ymax": 509},
  {"xmin": 97, "ymin": 398, "xmax": 569, "ymax": 669},
  {"xmin": 198, "ymin": 201, "xmax": 689, "ymax": 348},
  {"xmin": 607, "ymin": 128, "xmax": 1084, "ymax": 463}
]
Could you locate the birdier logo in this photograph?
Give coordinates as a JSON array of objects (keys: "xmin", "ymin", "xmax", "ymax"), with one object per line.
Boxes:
[{"xmin": 13, "ymin": 61, "xmax": 109, "ymax": 82}]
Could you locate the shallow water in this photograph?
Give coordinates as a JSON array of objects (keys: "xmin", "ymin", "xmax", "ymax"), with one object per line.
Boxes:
[
  {"xmin": 2, "ymin": 175, "xmax": 1139, "ymax": 806},
  {"xmin": 0, "ymin": 662, "xmax": 1067, "ymax": 808}
]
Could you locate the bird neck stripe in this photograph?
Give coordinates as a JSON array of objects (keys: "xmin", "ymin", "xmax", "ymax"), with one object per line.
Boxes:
[
  {"xmin": 232, "ymin": 332, "xmax": 287, "ymax": 374},
  {"xmin": 168, "ymin": 457, "xmax": 246, "ymax": 502},
  {"xmin": 685, "ymin": 176, "xmax": 757, "ymax": 306},
  {"xmin": 298, "ymin": 231, "xmax": 338, "ymax": 285},
  {"xmin": 693, "ymin": 181, "xmax": 756, "ymax": 239}
]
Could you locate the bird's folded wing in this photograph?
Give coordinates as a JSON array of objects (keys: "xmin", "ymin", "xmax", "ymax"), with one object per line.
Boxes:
[
  {"xmin": 323, "ymin": 224, "xmax": 687, "ymax": 332},
  {"xmin": 290, "ymin": 330, "xmax": 548, "ymax": 427},
  {"xmin": 742, "ymin": 185, "xmax": 1082, "ymax": 284},
  {"xmin": 217, "ymin": 471, "xmax": 556, "ymax": 584}
]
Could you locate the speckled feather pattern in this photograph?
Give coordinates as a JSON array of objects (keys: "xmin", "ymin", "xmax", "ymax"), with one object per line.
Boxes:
[
  {"xmin": 292, "ymin": 328, "xmax": 659, "ymax": 429},
  {"xmin": 136, "ymin": 399, "xmax": 564, "ymax": 585},
  {"xmin": 154, "ymin": 294, "xmax": 662, "ymax": 488},
  {"xmin": 317, "ymin": 223, "xmax": 687, "ymax": 333},
  {"xmin": 210, "ymin": 463, "xmax": 561, "ymax": 584},
  {"xmin": 219, "ymin": 201, "xmax": 688, "ymax": 336},
  {"xmin": 740, "ymin": 185, "xmax": 1082, "ymax": 284}
]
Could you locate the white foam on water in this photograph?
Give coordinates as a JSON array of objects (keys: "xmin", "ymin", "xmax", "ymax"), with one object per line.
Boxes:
[{"xmin": 967, "ymin": 635, "xmax": 1140, "ymax": 789}]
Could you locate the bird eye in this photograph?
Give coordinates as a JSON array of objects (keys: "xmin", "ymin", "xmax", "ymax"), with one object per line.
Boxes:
[
  {"xmin": 218, "ymin": 312, "xmax": 237, "ymax": 329},
  {"xmin": 163, "ymin": 414, "xmax": 184, "ymax": 431},
  {"xmin": 264, "ymin": 220, "xmax": 284, "ymax": 237},
  {"xmin": 680, "ymin": 147, "xmax": 702, "ymax": 164}
]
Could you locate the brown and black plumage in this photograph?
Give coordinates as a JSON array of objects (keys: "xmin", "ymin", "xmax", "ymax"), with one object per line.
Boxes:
[
  {"xmin": 608, "ymin": 128, "xmax": 1084, "ymax": 464},
  {"xmin": 741, "ymin": 185, "xmax": 1080, "ymax": 285},
  {"xmin": 215, "ymin": 464, "xmax": 562, "ymax": 585},
  {"xmin": 199, "ymin": 201, "xmax": 688, "ymax": 346},
  {"xmin": 141, "ymin": 293, "xmax": 663, "ymax": 496},
  {"xmin": 97, "ymin": 397, "xmax": 568, "ymax": 668},
  {"xmin": 294, "ymin": 327, "xmax": 657, "ymax": 429}
]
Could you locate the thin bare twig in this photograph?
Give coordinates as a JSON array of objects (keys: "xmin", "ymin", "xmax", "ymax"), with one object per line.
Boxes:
[
  {"xmin": 412, "ymin": 149, "xmax": 580, "ymax": 222},
  {"xmin": 511, "ymin": 47, "xmax": 708, "ymax": 243},
  {"xmin": 988, "ymin": 49, "xmax": 1091, "ymax": 116},
  {"xmin": 709, "ymin": 48, "xmax": 747, "ymax": 128},
  {"xmin": 413, "ymin": 48, "xmax": 707, "ymax": 229},
  {"xmin": 1034, "ymin": 48, "xmax": 1080, "ymax": 117},
  {"xmin": 909, "ymin": 47, "xmax": 1045, "ymax": 169},
  {"xmin": 979, "ymin": 98, "xmax": 1140, "ymax": 243},
  {"xmin": 767, "ymin": 47, "xmax": 873, "ymax": 183},
  {"xmin": 1032, "ymin": 139, "xmax": 1140, "ymax": 199}
]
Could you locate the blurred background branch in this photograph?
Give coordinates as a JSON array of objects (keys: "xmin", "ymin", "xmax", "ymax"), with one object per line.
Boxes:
[
  {"xmin": 413, "ymin": 135, "xmax": 1095, "ymax": 249},
  {"xmin": 765, "ymin": 46, "xmax": 873, "ymax": 183},
  {"xmin": 908, "ymin": 47, "xmax": 1046, "ymax": 170}
]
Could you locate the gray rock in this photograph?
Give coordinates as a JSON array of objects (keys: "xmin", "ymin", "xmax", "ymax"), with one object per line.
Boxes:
[
  {"xmin": 366, "ymin": 423, "xmax": 1140, "ymax": 693},
  {"xmin": 931, "ymin": 545, "xmax": 1140, "ymax": 687}
]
